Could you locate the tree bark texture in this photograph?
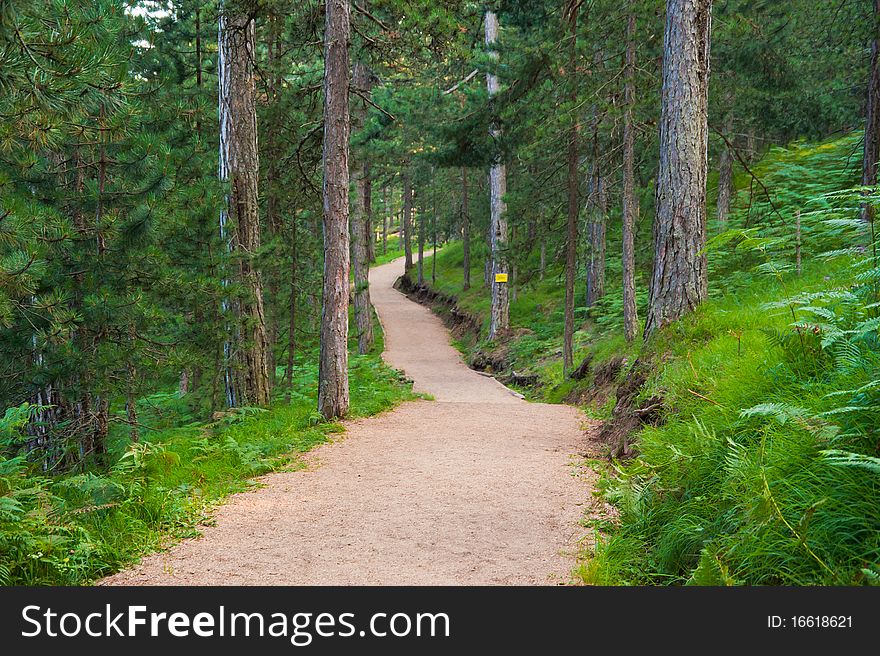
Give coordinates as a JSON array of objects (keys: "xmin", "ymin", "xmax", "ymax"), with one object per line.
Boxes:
[
  {"xmin": 563, "ymin": 2, "xmax": 579, "ymax": 375},
  {"xmin": 318, "ymin": 0, "xmax": 351, "ymax": 419},
  {"xmin": 716, "ymin": 136, "xmax": 733, "ymax": 226},
  {"xmin": 644, "ymin": 0, "xmax": 712, "ymax": 338},
  {"xmin": 351, "ymin": 60, "xmax": 374, "ymax": 355},
  {"xmin": 622, "ymin": 8, "xmax": 639, "ymax": 342},
  {"xmin": 285, "ymin": 214, "xmax": 297, "ymax": 403},
  {"xmin": 486, "ymin": 10, "xmax": 510, "ymax": 339},
  {"xmin": 585, "ymin": 159, "xmax": 607, "ymax": 307},
  {"xmin": 863, "ymin": 0, "xmax": 880, "ymax": 226},
  {"xmin": 461, "ymin": 166, "xmax": 471, "ymax": 290},
  {"xmin": 219, "ymin": 10, "xmax": 271, "ymax": 407},
  {"xmin": 402, "ymin": 171, "xmax": 413, "ymax": 273},
  {"xmin": 417, "ymin": 194, "xmax": 425, "ymax": 285},
  {"xmin": 382, "ymin": 184, "xmax": 389, "ymax": 255}
]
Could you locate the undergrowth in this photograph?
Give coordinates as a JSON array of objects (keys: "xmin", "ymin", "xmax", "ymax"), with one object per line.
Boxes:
[
  {"xmin": 417, "ymin": 131, "xmax": 880, "ymax": 585},
  {"xmin": 0, "ymin": 318, "xmax": 415, "ymax": 585}
]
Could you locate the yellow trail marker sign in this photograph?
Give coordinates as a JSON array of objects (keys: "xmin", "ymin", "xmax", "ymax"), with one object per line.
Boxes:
[{"xmin": 494, "ymin": 273, "xmax": 508, "ymax": 283}]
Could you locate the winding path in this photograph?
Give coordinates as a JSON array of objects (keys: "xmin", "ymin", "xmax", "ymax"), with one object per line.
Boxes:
[{"xmin": 103, "ymin": 256, "xmax": 592, "ymax": 585}]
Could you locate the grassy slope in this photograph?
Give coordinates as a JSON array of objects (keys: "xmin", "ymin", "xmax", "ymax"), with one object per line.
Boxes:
[
  {"xmin": 0, "ymin": 313, "xmax": 416, "ymax": 585},
  {"xmin": 412, "ymin": 133, "xmax": 879, "ymax": 585},
  {"xmin": 371, "ymin": 232, "xmax": 406, "ymax": 266}
]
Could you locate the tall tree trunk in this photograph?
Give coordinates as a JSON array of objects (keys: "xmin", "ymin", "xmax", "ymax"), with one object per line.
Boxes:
[
  {"xmin": 402, "ymin": 171, "xmax": 413, "ymax": 273},
  {"xmin": 585, "ymin": 85, "xmax": 607, "ymax": 308},
  {"xmin": 432, "ymin": 180, "xmax": 437, "ymax": 285},
  {"xmin": 417, "ymin": 192, "xmax": 425, "ymax": 285},
  {"xmin": 366, "ymin": 172, "xmax": 375, "ymax": 264},
  {"xmin": 318, "ymin": 0, "xmax": 351, "ymax": 419},
  {"xmin": 351, "ymin": 60, "xmax": 374, "ymax": 355},
  {"xmin": 285, "ymin": 215, "xmax": 297, "ymax": 403},
  {"xmin": 540, "ymin": 239, "xmax": 546, "ymax": 280},
  {"xmin": 863, "ymin": 0, "xmax": 880, "ymax": 229},
  {"xmin": 644, "ymin": 0, "xmax": 713, "ymax": 337},
  {"xmin": 195, "ymin": 3, "xmax": 203, "ymax": 135},
  {"xmin": 486, "ymin": 9, "xmax": 509, "ymax": 339},
  {"xmin": 461, "ymin": 166, "xmax": 471, "ymax": 290},
  {"xmin": 562, "ymin": 1, "xmax": 579, "ymax": 375},
  {"xmin": 265, "ymin": 11, "xmax": 282, "ymax": 387},
  {"xmin": 126, "ymin": 324, "xmax": 139, "ymax": 443},
  {"xmin": 219, "ymin": 10, "xmax": 271, "ymax": 407},
  {"xmin": 621, "ymin": 7, "xmax": 639, "ymax": 342},
  {"xmin": 382, "ymin": 184, "xmax": 389, "ymax": 255},
  {"xmin": 716, "ymin": 112, "xmax": 733, "ymax": 227},
  {"xmin": 585, "ymin": 157, "xmax": 607, "ymax": 307}
]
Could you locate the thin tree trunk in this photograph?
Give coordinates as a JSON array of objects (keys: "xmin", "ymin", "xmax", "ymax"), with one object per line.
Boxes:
[
  {"xmin": 562, "ymin": 0, "xmax": 579, "ymax": 375},
  {"xmin": 195, "ymin": 4, "xmax": 203, "ymax": 135},
  {"xmin": 585, "ymin": 83, "xmax": 607, "ymax": 308},
  {"xmin": 418, "ymin": 192, "xmax": 425, "ymax": 285},
  {"xmin": 126, "ymin": 324, "xmax": 139, "ymax": 443},
  {"xmin": 585, "ymin": 159, "xmax": 607, "ymax": 307},
  {"xmin": 89, "ymin": 117, "xmax": 109, "ymax": 462},
  {"xmin": 366, "ymin": 175, "xmax": 376, "ymax": 264},
  {"xmin": 285, "ymin": 215, "xmax": 297, "ymax": 403},
  {"xmin": 644, "ymin": 0, "xmax": 713, "ymax": 337},
  {"xmin": 318, "ymin": 0, "xmax": 351, "ymax": 419},
  {"xmin": 351, "ymin": 60, "xmax": 374, "ymax": 354},
  {"xmin": 622, "ymin": 7, "xmax": 639, "ymax": 342},
  {"xmin": 219, "ymin": 9, "xmax": 271, "ymax": 406},
  {"xmin": 402, "ymin": 171, "xmax": 413, "ymax": 273},
  {"xmin": 716, "ymin": 131, "xmax": 733, "ymax": 228},
  {"xmin": 265, "ymin": 12, "xmax": 282, "ymax": 387},
  {"xmin": 486, "ymin": 10, "xmax": 509, "ymax": 339},
  {"xmin": 862, "ymin": 0, "xmax": 880, "ymax": 229},
  {"xmin": 432, "ymin": 187, "xmax": 437, "ymax": 285},
  {"xmin": 461, "ymin": 166, "xmax": 471, "ymax": 290},
  {"xmin": 382, "ymin": 185, "xmax": 388, "ymax": 255},
  {"xmin": 540, "ymin": 239, "xmax": 546, "ymax": 280}
]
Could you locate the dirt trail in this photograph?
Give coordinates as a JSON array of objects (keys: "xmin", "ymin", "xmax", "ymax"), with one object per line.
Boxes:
[{"xmin": 103, "ymin": 257, "xmax": 593, "ymax": 585}]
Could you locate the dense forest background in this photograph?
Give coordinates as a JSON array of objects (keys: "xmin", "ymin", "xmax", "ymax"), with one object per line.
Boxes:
[{"xmin": 0, "ymin": 0, "xmax": 878, "ymax": 585}]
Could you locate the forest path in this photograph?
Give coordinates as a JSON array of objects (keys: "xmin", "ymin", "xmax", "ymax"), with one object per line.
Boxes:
[{"xmin": 102, "ymin": 256, "xmax": 593, "ymax": 585}]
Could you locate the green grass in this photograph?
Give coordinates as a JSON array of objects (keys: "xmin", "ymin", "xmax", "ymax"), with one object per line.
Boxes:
[
  {"xmin": 0, "ymin": 314, "xmax": 416, "ymax": 585},
  {"xmin": 411, "ymin": 132, "xmax": 880, "ymax": 585},
  {"xmin": 372, "ymin": 233, "xmax": 406, "ymax": 266}
]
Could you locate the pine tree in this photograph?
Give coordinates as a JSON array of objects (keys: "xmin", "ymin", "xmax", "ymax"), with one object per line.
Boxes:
[
  {"xmin": 318, "ymin": 0, "xmax": 352, "ymax": 419},
  {"xmin": 644, "ymin": 0, "xmax": 713, "ymax": 337}
]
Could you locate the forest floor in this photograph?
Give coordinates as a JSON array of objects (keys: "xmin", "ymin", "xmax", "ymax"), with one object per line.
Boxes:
[{"xmin": 101, "ymin": 256, "xmax": 599, "ymax": 585}]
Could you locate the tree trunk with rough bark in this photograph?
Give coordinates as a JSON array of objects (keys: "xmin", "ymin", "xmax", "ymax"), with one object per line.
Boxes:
[
  {"xmin": 219, "ymin": 10, "xmax": 271, "ymax": 407},
  {"xmin": 285, "ymin": 214, "xmax": 297, "ymax": 403},
  {"xmin": 318, "ymin": 0, "xmax": 351, "ymax": 419},
  {"xmin": 402, "ymin": 171, "xmax": 413, "ymax": 273},
  {"xmin": 366, "ymin": 175, "xmax": 375, "ymax": 264},
  {"xmin": 622, "ymin": 7, "xmax": 639, "ymax": 343},
  {"xmin": 486, "ymin": 9, "xmax": 509, "ymax": 339},
  {"xmin": 265, "ymin": 12, "xmax": 282, "ymax": 386},
  {"xmin": 644, "ymin": 0, "xmax": 713, "ymax": 338},
  {"xmin": 716, "ymin": 145, "xmax": 732, "ymax": 227},
  {"xmin": 417, "ymin": 191, "xmax": 426, "ymax": 285},
  {"xmin": 863, "ymin": 0, "xmax": 880, "ymax": 228},
  {"xmin": 351, "ymin": 60, "xmax": 374, "ymax": 355},
  {"xmin": 431, "ymin": 175, "xmax": 437, "ymax": 284},
  {"xmin": 382, "ymin": 184, "xmax": 389, "ymax": 255},
  {"xmin": 563, "ymin": 1, "xmax": 579, "ymax": 375},
  {"xmin": 585, "ymin": 157, "xmax": 607, "ymax": 307},
  {"xmin": 461, "ymin": 167, "xmax": 471, "ymax": 290}
]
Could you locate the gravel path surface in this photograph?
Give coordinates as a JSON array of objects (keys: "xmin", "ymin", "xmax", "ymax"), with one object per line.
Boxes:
[{"xmin": 102, "ymin": 256, "xmax": 594, "ymax": 585}]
